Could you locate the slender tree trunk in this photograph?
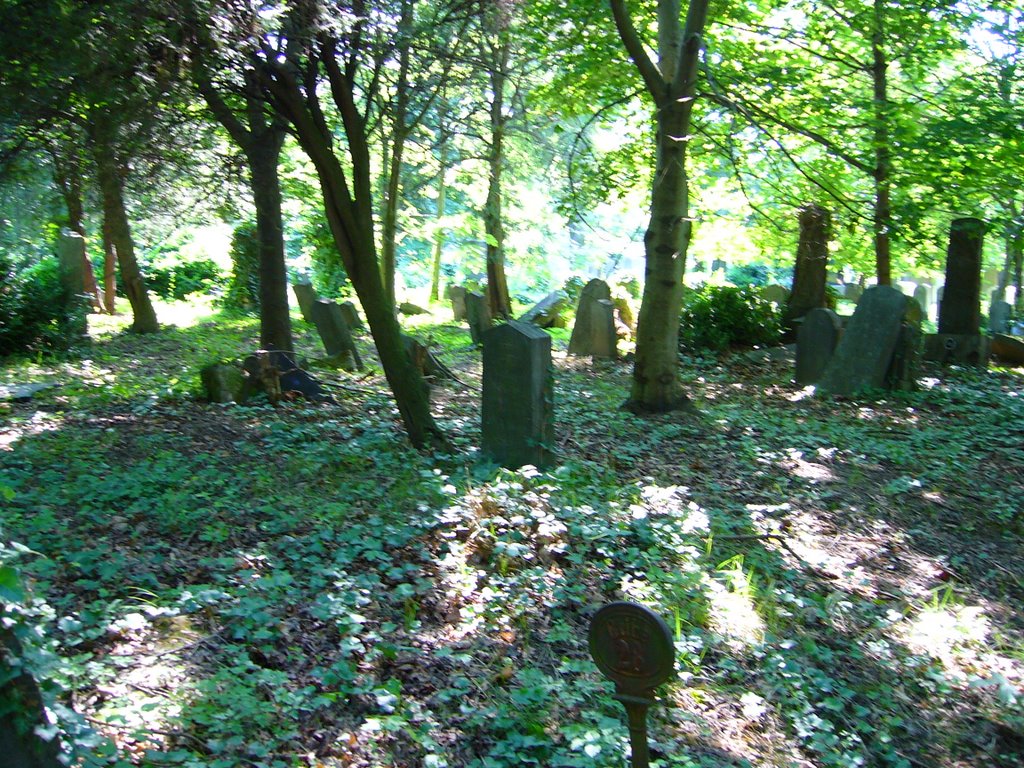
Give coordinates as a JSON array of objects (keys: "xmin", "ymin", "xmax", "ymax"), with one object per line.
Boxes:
[
  {"xmin": 872, "ymin": 0, "xmax": 892, "ymax": 286},
  {"xmin": 430, "ymin": 132, "xmax": 449, "ymax": 303},
  {"xmin": 484, "ymin": 29, "xmax": 511, "ymax": 319},
  {"xmin": 249, "ymin": 137, "xmax": 293, "ymax": 352},
  {"xmin": 51, "ymin": 145, "xmax": 103, "ymax": 311},
  {"xmin": 90, "ymin": 123, "xmax": 158, "ymax": 333},
  {"xmin": 101, "ymin": 216, "xmax": 117, "ymax": 315},
  {"xmin": 784, "ymin": 203, "xmax": 831, "ymax": 333}
]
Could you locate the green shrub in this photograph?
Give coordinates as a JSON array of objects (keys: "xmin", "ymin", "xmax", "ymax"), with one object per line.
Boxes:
[
  {"xmin": 0, "ymin": 255, "xmax": 87, "ymax": 356},
  {"xmin": 144, "ymin": 258, "xmax": 224, "ymax": 301},
  {"xmin": 678, "ymin": 284, "xmax": 782, "ymax": 353},
  {"xmin": 221, "ymin": 222, "xmax": 260, "ymax": 311}
]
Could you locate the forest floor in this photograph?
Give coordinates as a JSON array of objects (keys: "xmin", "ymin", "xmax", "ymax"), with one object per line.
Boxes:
[{"xmin": 2, "ymin": 297, "xmax": 1023, "ymax": 768}]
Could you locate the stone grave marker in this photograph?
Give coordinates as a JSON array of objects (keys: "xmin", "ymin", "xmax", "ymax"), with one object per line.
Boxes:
[
  {"xmin": 310, "ymin": 299, "xmax": 363, "ymax": 370},
  {"xmin": 886, "ymin": 297, "xmax": 923, "ymax": 392},
  {"xmin": 292, "ymin": 282, "xmax": 317, "ymax": 323},
  {"xmin": 57, "ymin": 230, "xmax": 86, "ymax": 298},
  {"xmin": 843, "ymin": 283, "xmax": 863, "ymax": 303},
  {"xmin": 568, "ymin": 278, "xmax": 613, "ymax": 357},
  {"xmin": 761, "ymin": 284, "xmax": 791, "ymax": 307},
  {"xmin": 465, "ymin": 291, "xmax": 491, "ymax": 344},
  {"xmin": 711, "ymin": 258, "xmax": 727, "ymax": 273},
  {"xmin": 925, "ymin": 217, "xmax": 988, "ymax": 367},
  {"xmin": 481, "ymin": 321, "xmax": 555, "ymax": 469},
  {"xmin": 818, "ymin": 285, "xmax": 908, "ymax": 396},
  {"xmin": 913, "ymin": 284, "xmax": 929, "ymax": 314},
  {"xmin": 795, "ymin": 308, "xmax": 843, "ymax": 385},
  {"xmin": 589, "ymin": 602, "xmax": 675, "ymax": 768},
  {"xmin": 446, "ymin": 285, "xmax": 468, "ymax": 322},
  {"xmin": 339, "ymin": 300, "xmax": 363, "ymax": 330},
  {"xmin": 519, "ymin": 291, "xmax": 567, "ymax": 328},
  {"xmin": 990, "ymin": 300, "xmax": 1012, "ymax": 335}
]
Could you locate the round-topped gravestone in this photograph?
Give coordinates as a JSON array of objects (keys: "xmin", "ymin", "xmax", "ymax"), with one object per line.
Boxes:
[{"xmin": 588, "ymin": 602, "xmax": 675, "ymax": 695}]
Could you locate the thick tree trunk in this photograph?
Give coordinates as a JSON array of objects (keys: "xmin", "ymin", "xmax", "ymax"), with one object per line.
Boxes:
[
  {"xmin": 625, "ymin": 99, "xmax": 691, "ymax": 413},
  {"xmin": 484, "ymin": 28, "xmax": 511, "ymax": 319},
  {"xmin": 872, "ymin": 0, "xmax": 892, "ymax": 286},
  {"xmin": 249, "ymin": 139, "xmax": 293, "ymax": 352},
  {"xmin": 92, "ymin": 139, "xmax": 158, "ymax": 333},
  {"xmin": 784, "ymin": 204, "xmax": 831, "ymax": 333}
]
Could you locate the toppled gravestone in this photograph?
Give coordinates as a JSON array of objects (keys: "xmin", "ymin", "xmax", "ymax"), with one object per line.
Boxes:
[
  {"xmin": 481, "ymin": 321, "xmax": 555, "ymax": 469},
  {"xmin": 292, "ymin": 282, "xmax": 317, "ymax": 323},
  {"xmin": 311, "ymin": 299, "xmax": 363, "ymax": 371},
  {"xmin": 519, "ymin": 291, "xmax": 567, "ymax": 329},
  {"xmin": 818, "ymin": 286, "xmax": 914, "ymax": 396},
  {"xmin": 465, "ymin": 291, "xmax": 491, "ymax": 344}
]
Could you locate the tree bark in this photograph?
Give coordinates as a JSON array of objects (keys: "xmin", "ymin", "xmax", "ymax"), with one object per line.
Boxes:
[
  {"xmin": 483, "ymin": 11, "xmax": 512, "ymax": 319},
  {"xmin": 89, "ymin": 119, "xmax": 158, "ymax": 333},
  {"xmin": 50, "ymin": 144, "xmax": 103, "ymax": 311},
  {"xmin": 784, "ymin": 204, "xmax": 831, "ymax": 333},
  {"xmin": 430, "ymin": 130, "xmax": 449, "ymax": 303},
  {"xmin": 249, "ymin": 138, "xmax": 293, "ymax": 352},
  {"xmin": 872, "ymin": 0, "xmax": 892, "ymax": 286}
]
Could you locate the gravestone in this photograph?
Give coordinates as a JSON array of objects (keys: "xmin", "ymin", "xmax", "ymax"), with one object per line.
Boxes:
[
  {"xmin": 614, "ymin": 296, "xmax": 636, "ymax": 333},
  {"xmin": 761, "ymin": 284, "xmax": 790, "ymax": 307},
  {"xmin": 926, "ymin": 218, "xmax": 988, "ymax": 367},
  {"xmin": 795, "ymin": 308, "xmax": 842, "ymax": 385},
  {"xmin": 818, "ymin": 285, "xmax": 908, "ymax": 396},
  {"xmin": 481, "ymin": 320, "xmax": 555, "ymax": 469},
  {"xmin": 242, "ymin": 350, "xmax": 329, "ymax": 402},
  {"xmin": 886, "ymin": 298, "xmax": 923, "ymax": 392},
  {"xmin": 447, "ymin": 285, "xmax": 468, "ymax": 322},
  {"xmin": 992, "ymin": 333, "xmax": 1024, "ymax": 366},
  {"xmin": 339, "ymin": 300, "xmax": 363, "ymax": 330},
  {"xmin": 399, "ymin": 301, "xmax": 429, "ymax": 316},
  {"xmin": 201, "ymin": 363, "xmax": 246, "ymax": 403},
  {"xmin": 913, "ymin": 284, "xmax": 929, "ymax": 314},
  {"xmin": 310, "ymin": 299, "xmax": 363, "ymax": 370},
  {"xmin": 292, "ymin": 282, "xmax": 317, "ymax": 323},
  {"xmin": 57, "ymin": 230, "xmax": 86, "ymax": 298},
  {"xmin": 843, "ymin": 283, "xmax": 863, "ymax": 303},
  {"xmin": 990, "ymin": 300, "xmax": 1012, "ymax": 334},
  {"xmin": 568, "ymin": 279, "xmax": 613, "ymax": 357},
  {"xmin": 465, "ymin": 291, "xmax": 491, "ymax": 344},
  {"xmin": 784, "ymin": 204, "xmax": 831, "ymax": 333},
  {"xmin": 711, "ymin": 258, "xmax": 727, "ymax": 273},
  {"xmin": 519, "ymin": 291, "xmax": 567, "ymax": 329},
  {"xmin": 589, "ymin": 603, "xmax": 675, "ymax": 768}
]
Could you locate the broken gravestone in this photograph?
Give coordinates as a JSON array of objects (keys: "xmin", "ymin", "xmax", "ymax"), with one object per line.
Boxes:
[
  {"xmin": 795, "ymin": 308, "xmax": 843, "ymax": 385},
  {"xmin": 399, "ymin": 302, "xmax": 429, "ymax": 316},
  {"xmin": 519, "ymin": 291, "xmax": 567, "ymax": 329},
  {"xmin": 568, "ymin": 279, "xmax": 616, "ymax": 358},
  {"xmin": 465, "ymin": 291, "xmax": 491, "ymax": 345},
  {"xmin": 201, "ymin": 352, "xmax": 329, "ymax": 404},
  {"xmin": 885, "ymin": 297, "xmax": 923, "ymax": 392},
  {"xmin": 481, "ymin": 321, "xmax": 555, "ymax": 470},
  {"xmin": 310, "ymin": 299, "xmax": 363, "ymax": 371},
  {"xmin": 925, "ymin": 218, "xmax": 989, "ymax": 367},
  {"xmin": 761, "ymin": 284, "xmax": 791, "ymax": 308},
  {"xmin": 339, "ymin": 301, "xmax": 363, "ymax": 330},
  {"xmin": 818, "ymin": 285, "xmax": 909, "ymax": 396},
  {"xmin": 292, "ymin": 282, "xmax": 317, "ymax": 323},
  {"xmin": 446, "ymin": 285, "xmax": 468, "ymax": 322},
  {"xmin": 990, "ymin": 300, "xmax": 1012, "ymax": 335}
]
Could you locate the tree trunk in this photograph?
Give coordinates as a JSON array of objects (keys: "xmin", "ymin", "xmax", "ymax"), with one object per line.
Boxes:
[
  {"xmin": 430, "ymin": 134, "xmax": 449, "ymax": 303},
  {"xmin": 484, "ymin": 24, "xmax": 511, "ymax": 319},
  {"xmin": 249, "ymin": 138, "xmax": 293, "ymax": 352},
  {"xmin": 625, "ymin": 98, "xmax": 692, "ymax": 413},
  {"xmin": 872, "ymin": 0, "xmax": 892, "ymax": 286},
  {"xmin": 51, "ymin": 143, "xmax": 103, "ymax": 312},
  {"xmin": 101, "ymin": 215, "xmax": 117, "ymax": 314},
  {"xmin": 784, "ymin": 204, "xmax": 831, "ymax": 333},
  {"xmin": 91, "ymin": 131, "xmax": 158, "ymax": 333}
]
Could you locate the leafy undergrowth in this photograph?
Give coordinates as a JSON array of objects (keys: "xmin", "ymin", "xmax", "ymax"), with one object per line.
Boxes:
[{"xmin": 1, "ymin": 301, "xmax": 1023, "ymax": 768}]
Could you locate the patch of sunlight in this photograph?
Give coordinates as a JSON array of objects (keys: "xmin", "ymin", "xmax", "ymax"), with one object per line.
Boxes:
[
  {"xmin": 0, "ymin": 409, "xmax": 65, "ymax": 452},
  {"xmin": 705, "ymin": 576, "xmax": 765, "ymax": 649},
  {"xmin": 899, "ymin": 601, "xmax": 991, "ymax": 674},
  {"xmin": 788, "ymin": 385, "xmax": 815, "ymax": 401},
  {"xmin": 151, "ymin": 295, "xmax": 221, "ymax": 328}
]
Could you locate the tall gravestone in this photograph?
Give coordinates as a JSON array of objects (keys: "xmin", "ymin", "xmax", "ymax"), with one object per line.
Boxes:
[
  {"xmin": 818, "ymin": 286, "xmax": 908, "ymax": 396},
  {"xmin": 465, "ymin": 291, "xmax": 491, "ymax": 344},
  {"xmin": 339, "ymin": 300, "xmax": 364, "ymax": 330},
  {"xmin": 310, "ymin": 299, "xmax": 363, "ymax": 370},
  {"xmin": 925, "ymin": 217, "xmax": 989, "ymax": 366},
  {"xmin": 886, "ymin": 298, "xmax": 923, "ymax": 392},
  {"xmin": 795, "ymin": 308, "xmax": 842, "ymax": 385},
  {"xmin": 292, "ymin": 282, "xmax": 317, "ymax": 323},
  {"xmin": 568, "ymin": 279, "xmax": 614, "ymax": 357},
  {"xmin": 784, "ymin": 204, "xmax": 831, "ymax": 334},
  {"xmin": 990, "ymin": 300, "xmax": 1012, "ymax": 335},
  {"xmin": 481, "ymin": 321, "xmax": 555, "ymax": 469},
  {"xmin": 447, "ymin": 285, "xmax": 468, "ymax": 322},
  {"xmin": 57, "ymin": 230, "xmax": 89, "ymax": 336}
]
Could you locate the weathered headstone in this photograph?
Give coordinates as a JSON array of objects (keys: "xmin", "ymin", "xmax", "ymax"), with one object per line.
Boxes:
[
  {"xmin": 589, "ymin": 603, "xmax": 675, "ymax": 768},
  {"xmin": 481, "ymin": 320, "xmax": 555, "ymax": 469},
  {"xmin": 784, "ymin": 204, "xmax": 831, "ymax": 333},
  {"xmin": 447, "ymin": 285, "xmax": 468, "ymax": 322},
  {"xmin": 310, "ymin": 299, "xmax": 363, "ymax": 370},
  {"xmin": 399, "ymin": 301, "xmax": 429, "ymax": 316},
  {"xmin": 57, "ymin": 230, "xmax": 86, "ymax": 298},
  {"xmin": 518, "ymin": 291, "xmax": 567, "ymax": 329},
  {"xmin": 242, "ymin": 350, "xmax": 329, "ymax": 402},
  {"xmin": 613, "ymin": 296, "xmax": 636, "ymax": 334},
  {"xmin": 711, "ymin": 258, "xmax": 727, "ymax": 273},
  {"xmin": 465, "ymin": 291, "xmax": 491, "ymax": 344},
  {"xmin": 201, "ymin": 363, "xmax": 246, "ymax": 403},
  {"xmin": 886, "ymin": 298, "xmax": 923, "ymax": 392},
  {"xmin": 913, "ymin": 284, "xmax": 929, "ymax": 314},
  {"xmin": 843, "ymin": 283, "xmax": 863, "ymax": 303},
  {"xmin": 568, "ymin": 279, "xmax": 613, "ymax": 357},
  {"xmin": 795, "ymin": 308, "xmax": 842, "ymax": 385},
  {"xmin": 926, "ymin": 218, "xmax": 988, "ymax": 367},
  {"xmin": 292, "ymin": 282, "xmax": 317, "ymax": 323},
  {"xmin": 990, "ymin": 300, "xmax": 1012, "ymax": 335},
  {"xmin": 992, "ymin": 333, "xmax": 1024, "ymax": 366},
  {"xmin": 818, "ymin": 285, "xmax": 908, "ymax": 396},
  {"xmin": 339, "ymin": 300, "xmax": 364, "ymax": 330},
  {"xmin": 761, "ymin": 284, "xmax": 791, "ymax": 307},
  {"xmin": 591, "ymin": 299, "xmax": 618, "ymax": 359}
]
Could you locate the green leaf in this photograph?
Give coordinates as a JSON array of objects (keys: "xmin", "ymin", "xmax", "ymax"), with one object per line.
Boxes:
[{"xmin": 0, "ymin": 566, "xmax": 26, "ymax": 604}]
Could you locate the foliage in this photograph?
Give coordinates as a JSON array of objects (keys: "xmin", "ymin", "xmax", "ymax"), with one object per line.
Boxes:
[
  {"xmin": 0, "ymin": 255, "xmax": 87, "ymax": 356},
  {"xmin": 143, "ymin": 259, "xmax": 224, "ymax": 302},
  {"xmin": 221, "ymin": 222, "xmax": 260, "ymax": 311},
  {"xmin": 678, "ymin": 284, "xmax": 782, "ymax": 352}
]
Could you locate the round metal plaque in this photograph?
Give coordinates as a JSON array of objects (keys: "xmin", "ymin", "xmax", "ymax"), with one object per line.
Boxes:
[{"xmin": 588, "ymin": 602, "xmax": 675, "ymax": 694}]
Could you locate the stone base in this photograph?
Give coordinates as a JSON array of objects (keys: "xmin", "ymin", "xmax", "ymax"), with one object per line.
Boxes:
[{"xmin": 922, "ymin": 334, "xmax": 990, "ymax": 367}]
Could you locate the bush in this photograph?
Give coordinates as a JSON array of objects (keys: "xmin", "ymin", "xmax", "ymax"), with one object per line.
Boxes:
[
  {"xmin": 221, "ymin": 222, "xmax": 260, "ymax": 311},
  {"xmin": 678, "ymin": 284, "xmax": 782, "ymax": 353},
  {"xmin": 144, "ymin": 259, "xmax": 224, "ymax": 301},
  {"xmin": 0, "ymin": 255, "xmax": 87, "ymax": 356}
]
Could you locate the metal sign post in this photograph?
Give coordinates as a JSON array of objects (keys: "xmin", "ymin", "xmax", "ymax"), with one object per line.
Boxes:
[{"xmin": 588, "ymin": 602, "xmax": 676, "ymax": 768}]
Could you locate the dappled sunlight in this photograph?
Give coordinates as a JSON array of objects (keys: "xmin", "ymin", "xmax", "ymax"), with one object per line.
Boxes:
[
  {"xmin": 0, "ymin": 408, "xmax": 65, "ymax": 451},
  {"xmin": 705, "ymin": 576, "xmax": 765, "ymax": 649}
]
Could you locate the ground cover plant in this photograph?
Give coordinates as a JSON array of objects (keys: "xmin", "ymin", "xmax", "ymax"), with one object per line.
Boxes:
[{"xmin": 1, "ymin": 301, "xmax": 1023, "ymax": 768}]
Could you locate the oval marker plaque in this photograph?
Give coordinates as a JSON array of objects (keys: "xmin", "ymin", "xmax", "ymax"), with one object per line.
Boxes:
[{"xmin": 588, "ymin": 601, "xmax": 675, "ymax": 694}]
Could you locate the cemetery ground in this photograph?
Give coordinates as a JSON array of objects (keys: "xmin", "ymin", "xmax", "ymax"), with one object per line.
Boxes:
[{"xmin": 2, "ymin": 298, "xmax": 1023, "ymax": 768}]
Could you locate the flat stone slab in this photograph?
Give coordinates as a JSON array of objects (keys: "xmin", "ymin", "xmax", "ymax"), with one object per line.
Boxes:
[
  {"xmin": 991, "ymin": 334, "xmax": 1024, "ymax": 366},
  {"xmin": 0, "ymin": 382, "xmax": 58, "ymax": 402},
  {"xmin": 922, "ymin": 333, "xmax": 990, "ymax": 367}
]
